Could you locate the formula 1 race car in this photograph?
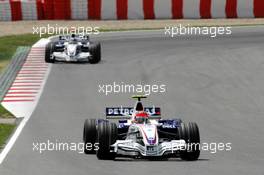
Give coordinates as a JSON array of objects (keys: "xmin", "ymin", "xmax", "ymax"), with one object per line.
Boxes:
[
  {"xmin": 83, "ymin": 95, "xmax": 200, "ymax": 160},
  {"xmin": 45, "ymin": 34, "xmax": 101, "ymax": 64}
]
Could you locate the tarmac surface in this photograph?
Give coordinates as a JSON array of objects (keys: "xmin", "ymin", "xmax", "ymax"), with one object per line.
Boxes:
[{"xmin": 0, "ymin": 27, "xmax": 264, "ymax": 174}]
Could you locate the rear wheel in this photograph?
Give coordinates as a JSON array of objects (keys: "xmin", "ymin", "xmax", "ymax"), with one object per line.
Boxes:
[
  {"xmin": 83, "ymin": 119, "xmax": 97, "ymax": 154},
  {"xmin": 45, "ymin": 42, "xmax": 55, "ymax": 63},
  {"xmin": 179, "ymin": 122, "xmax": 200, "ymax": 161},
  {"xmin": 89, "ymin": 42, "xmax": 101, "ymax": 64},
  {"xmin": 96, "ymin": 122, "xmax": 117, "ymax": 160}
]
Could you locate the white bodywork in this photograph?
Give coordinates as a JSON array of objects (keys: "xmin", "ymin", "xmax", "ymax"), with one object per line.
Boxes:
[
  {"xmin": 109, "ymin": 96, "xmax": 186, "ymax": 157},
  {"xmin": 52, "ymin": 41, "xmax": 91, "ymax": 62},
  {"xmin": 50, "ymin": 35, "xmax": 92, "ymax": 62},
  {"xmin": 111, "ymin": 123, "xmax": 186, "ymax": 157}
]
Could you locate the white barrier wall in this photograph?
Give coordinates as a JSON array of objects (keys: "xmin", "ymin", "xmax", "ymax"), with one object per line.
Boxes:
[
  {"xmin": 128, "ymin": 0, "xmax": 144, "ymax": 19},
  {"xmin": 21, "ymin": 0, "xmax": 38, "ymax": 20},
  {"xmin": 237, "ymin": 0, "xmax": 254, "ymax": 18},
  {"xmin": 71, "ymin": 0, "xmax": 88, "ymax": 20},
  {"xmin": 0, "ymin": 0, "xmax": 11, "ymax": 21},
  {"xmin": 0, "ymin": 0, "xmax": 264, "ymax": 21}
]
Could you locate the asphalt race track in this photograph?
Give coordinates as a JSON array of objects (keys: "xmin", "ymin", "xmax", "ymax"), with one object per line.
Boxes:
[{"xmin": 1, "ymin": 27, "xmax": 264, "ymax": 175}]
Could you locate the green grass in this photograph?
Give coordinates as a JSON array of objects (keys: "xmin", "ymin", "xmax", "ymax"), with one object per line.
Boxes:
[
  {"xmin": 0, "ymin": 34, "xmax": 49, "ymax": 72},
  {"xmin": 0, "ymin": 124, "xmax": 16, "ymax": 149},
  {"xmin": 0, "ymin": 104, "xmax": 13, "ymax": 118}
]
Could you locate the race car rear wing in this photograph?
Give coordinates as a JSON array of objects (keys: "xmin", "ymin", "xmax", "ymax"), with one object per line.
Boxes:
[{"xmin": 106, "ymin": 107, "xmax": 161, "ymax": 119}]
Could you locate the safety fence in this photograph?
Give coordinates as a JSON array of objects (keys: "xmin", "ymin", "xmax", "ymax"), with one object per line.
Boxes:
[{"xmin": 0, "ymin": 0, "xmax": 264, "ymax": 21}]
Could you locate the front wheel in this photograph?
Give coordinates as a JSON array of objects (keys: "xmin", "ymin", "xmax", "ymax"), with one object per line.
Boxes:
[
  {"xmin": 83, "ymin": 119, "xmax": 97, "ymax": 154},
  {"xmin": 89, "ymin": 42, "xmax": 101, "ymax": 64},
  {"xmin": 45, "ymin": 42, "xmax": 55, "ymax": 63},
  {"xmin": 179, "ymin": 122, "xmax": 200, "ymax": 161},
  {"xmin": 96, "ymin": 122, "xmax": 117, "ymax": 160}
]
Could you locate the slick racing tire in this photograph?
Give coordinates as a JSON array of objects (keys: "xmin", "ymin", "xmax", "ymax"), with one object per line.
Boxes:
[
  {"xmin": 83, "ymin": 119, "xmax": 97, "ymax": 154},
  {"xmin": 179, "ymin": 122, "xmax": 200, "ymax": 161},
  {"xmin": 45, "ymin": 42, "xmax": 55, "ymax": 63},
  {"xmin": 96, "ymin": 122, "xmax": 117, "ymax": 160},
  {"xmin": 89, "ymin": 42, "xmax": 101, "ymax": 64}
]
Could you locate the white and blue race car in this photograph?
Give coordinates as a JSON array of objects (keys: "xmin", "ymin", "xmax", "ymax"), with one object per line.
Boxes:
[
  {"xmin": 83, "ymin": 95, "xmax": 200, "ymax": 160},
  {"xmin": 45, "ymin": 34, "xmax": 101, "ymax": 64}
]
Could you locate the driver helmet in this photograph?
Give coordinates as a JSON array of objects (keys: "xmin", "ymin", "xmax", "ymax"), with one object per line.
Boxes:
[
  {"xmin": 71, "ymin": 33, "xmax": 76, "ymax": 38},
  {"xmin": 70, "ymin": 34, "xmax": 77, "ymax": 42},
  {"xmin": 134, "ymin": 111, "xmax": 149, "ymax": 124}
]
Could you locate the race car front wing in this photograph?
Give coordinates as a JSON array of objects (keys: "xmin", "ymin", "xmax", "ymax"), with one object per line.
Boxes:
[
  {"xmin": 110, "ymin": 140, "xmax": 186, "ymax": 157},
  {"xmin": 52, "ymin": 52, "xmax": 91, "ymax": 62}
]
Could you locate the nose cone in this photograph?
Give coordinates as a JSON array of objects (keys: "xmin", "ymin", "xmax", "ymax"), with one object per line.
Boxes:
[
  {"xmin": 67, "ymin": 44, "xmax": 77, "ymax": 56},
  {"xmin": 141, "ymin": 125, "xmax": 157, "ymax": 145}
]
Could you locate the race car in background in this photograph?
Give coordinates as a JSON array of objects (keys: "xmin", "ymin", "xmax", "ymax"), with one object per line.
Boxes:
[
  {"xmin": 83, "ymin": 95, "xmax": 200, "ymax": 160},
  {"xmin": 45, "ymin": 34, "xmax": 101, "ymax": 64}
]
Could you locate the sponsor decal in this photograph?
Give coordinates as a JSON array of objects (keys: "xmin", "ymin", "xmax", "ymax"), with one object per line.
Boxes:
[{"xmin": 106, "ymin": 107, "xmax": 161, "ymax": 116}]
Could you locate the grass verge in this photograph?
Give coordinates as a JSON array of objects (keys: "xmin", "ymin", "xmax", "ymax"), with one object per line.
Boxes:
[
  {"xmin": 0, "ymin": 104, "xmax": 13, "ymax": 118},
  {"xmin": 0, "ymin": 34, "xmax": 49, "ymax": 73},
  {"xmin": 0, "ymin": 34, "xmax": 41, "ymax": 119},
  {"xmin": 0, "ymin": 124, "xmax": 16, "ymax": 149},
  {"xmin": 0, "ymin": 34, "xmax": 38, "ymax": 149}
]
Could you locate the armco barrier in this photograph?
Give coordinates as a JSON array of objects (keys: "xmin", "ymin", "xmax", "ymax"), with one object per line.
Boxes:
[
  {"xmin": 0, "ymin": 47, "xmax": 30, "ymax": 101},
  {"xmin": 0, "ymin": 0, "xmax": 264, "ymax": 21}
]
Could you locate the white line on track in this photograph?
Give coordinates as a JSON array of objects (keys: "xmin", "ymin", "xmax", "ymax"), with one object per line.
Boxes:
[{"xmin": 0, "ymin": 116, "xmax": 29, "ymax": 164}]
